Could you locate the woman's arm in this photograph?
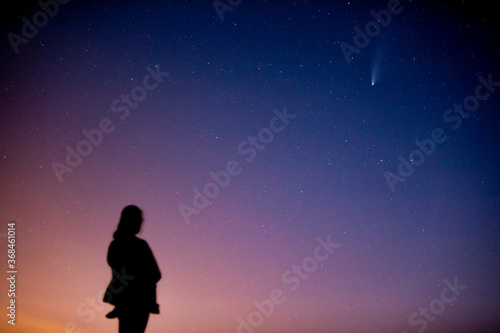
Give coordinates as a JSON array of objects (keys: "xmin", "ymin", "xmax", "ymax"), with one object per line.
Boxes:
[{"xmin": 143, "ymin": 241, "xmax": 161, "ymax": 282}]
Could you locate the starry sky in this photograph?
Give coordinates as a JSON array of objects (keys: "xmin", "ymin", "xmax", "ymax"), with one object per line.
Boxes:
[{"xmin": 1, "ymin": 1, "xmax": 500, "ymax": 333}]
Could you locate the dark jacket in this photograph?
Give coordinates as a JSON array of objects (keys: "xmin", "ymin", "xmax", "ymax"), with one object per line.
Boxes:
[{"xmin": 103, "ymin": 233, "xmax": 161, "ymax": 313}]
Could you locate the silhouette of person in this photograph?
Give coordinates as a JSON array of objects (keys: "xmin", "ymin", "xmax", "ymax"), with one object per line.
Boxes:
[{"xmin": 103, "ymin": 205, "xmax": 161, "ymax": 333}]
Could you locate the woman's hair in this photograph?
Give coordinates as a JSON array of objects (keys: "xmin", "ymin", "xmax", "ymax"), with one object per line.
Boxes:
[{"xmin": 114, "ymin": 205, "xmax": 143, "ymax": 238}]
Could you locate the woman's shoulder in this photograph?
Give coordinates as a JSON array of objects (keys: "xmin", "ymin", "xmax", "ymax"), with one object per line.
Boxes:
[
  {"xmin": 109, "ymin": 235, "xmax": 147, "ymax": 247},
  {"xmin": 132, "ymin": 235, "xmax": 146, "ymax": 242},
  {"xmin": 126, "ymin": 236, "xmax": 151, "ymax": 249}
]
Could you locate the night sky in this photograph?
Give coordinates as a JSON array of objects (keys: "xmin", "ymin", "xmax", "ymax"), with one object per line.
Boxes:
[{"xmin": 1, "ymin": 1, "xmax": 500, "ymax": 333}]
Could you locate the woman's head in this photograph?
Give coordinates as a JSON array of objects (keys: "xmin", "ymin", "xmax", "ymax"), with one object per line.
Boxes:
[{"xmin": 115, "ymin": 205, "xmax": 143, "ymax": 237}]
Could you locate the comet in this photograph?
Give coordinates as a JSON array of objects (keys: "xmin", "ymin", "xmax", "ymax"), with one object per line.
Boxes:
[{"xmin": 371, "ymin": 66, "xmax": 378, "ymax": 86}]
